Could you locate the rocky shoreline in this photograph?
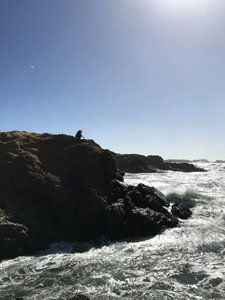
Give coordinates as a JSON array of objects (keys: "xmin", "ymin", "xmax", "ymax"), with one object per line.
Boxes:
[{"xmin": 0, "ymin": 131, "xmax": 194, "ymax": 260}]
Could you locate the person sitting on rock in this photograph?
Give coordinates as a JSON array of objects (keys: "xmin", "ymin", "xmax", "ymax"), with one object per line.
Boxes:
[{"xmin": 75, "ymin": 130, "xmax": 85, "ymax": 139}]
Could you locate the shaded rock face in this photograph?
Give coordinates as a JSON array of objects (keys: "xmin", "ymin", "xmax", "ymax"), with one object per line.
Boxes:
[
  {"xmin": 105, "ymin": 181, "xmax": 178, "ymax": 239},
  {"xmin": 115, "ymin": 154, "xmax": 164, "ymax": 173},
  {"xmin": 171, "ymin": 203, "xmax": 192, "ymax": 219},
  {"xmin": 0, "ymin": 131, "xmax": 190, "ymax": 260},
  {"xmin": 116, "ymin": 154, "xmax": 206, "ymax": 173},
  {"xmin": 0, "ymin": 221, "xmax": 30, "ymax": 258}
]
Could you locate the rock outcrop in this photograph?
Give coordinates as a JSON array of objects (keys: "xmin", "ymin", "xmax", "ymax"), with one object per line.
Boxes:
[
  {"xmin": 116, "ymin": 154, "xmax": 206, "ymax": 173},
  {"xmin": 171, "ymin": 203, "xmax": 192, "ymax": 219},
  {"xmin": 0, "ymin": 131, "xmax": 187, "ymax": 260},
  {"xmin": 105, "ymin": 181, "xmax": 178, "ymax": 239},
  {"xmin": 0, "ymin": 131, "xmax": 120, "ymax": 258}
]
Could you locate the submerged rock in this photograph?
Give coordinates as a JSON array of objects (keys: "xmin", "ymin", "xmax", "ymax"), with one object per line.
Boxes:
[{"xmin": 0, "ymin": 131, "xmax": 187, "ymax": 260}]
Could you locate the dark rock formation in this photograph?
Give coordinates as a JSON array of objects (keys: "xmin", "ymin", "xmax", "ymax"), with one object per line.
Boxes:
[
  {"xmin": 0, "ymin": 131, "xmax": 121, "ymax": 259},
  {"xmin": 105, "ymin": 181, "xmax": 178, "ymax": 239},
  {"xmin": 115, "ymin": 154, "xmax": 164, "ymax": 173},
  {"xmin": 163, "ymin": 162, "xmax": 206, "ymax": 172},
  {"xmin": 0, "ymin": 131, "xmax": 189, "ymax": 260},
  {"xmin": 116, "ymin": 154, "xmax": 206, "ymax": 173},
  {"xmin": 171, "ymin": 203, "xmax": 192, "ymax": 219}
]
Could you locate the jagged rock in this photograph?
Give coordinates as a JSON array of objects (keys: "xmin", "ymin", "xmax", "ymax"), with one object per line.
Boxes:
[
  {"xmin": 0, "ymin": 221, "xmax": 32, "ymax": 258},
  {"xmin": 105, "ymin": 182, "xmax": 178, "ymax": 240},
  {"xmin": 137, "ymin": 183, "xmax": 170, "ymax": 207},
  {"xmin": 171, "ymin": 203, "xmax": 192, "ymax": 219},
  {"xmin": 105, "ymin": 201, "xmax": 179, "ymax": 239},
  {"xmin": 109, "ymin": 179, "xmax": 128, "ymax": 203}
]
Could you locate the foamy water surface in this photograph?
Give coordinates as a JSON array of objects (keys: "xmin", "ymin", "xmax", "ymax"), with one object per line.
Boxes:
[{"xmin": 1, "ymin": 163, "xmax": 225, "ymax": 299}]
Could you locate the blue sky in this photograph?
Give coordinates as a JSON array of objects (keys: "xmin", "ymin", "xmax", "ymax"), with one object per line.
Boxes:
[{"xmin": 1, "ymin": 0, "xmax": 225, "ymax": 161}]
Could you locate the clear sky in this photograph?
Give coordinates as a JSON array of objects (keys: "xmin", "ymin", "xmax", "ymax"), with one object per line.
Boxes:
[{"xmin": 1, "ymin": 0, "xmax": 225, "ymax": 161}]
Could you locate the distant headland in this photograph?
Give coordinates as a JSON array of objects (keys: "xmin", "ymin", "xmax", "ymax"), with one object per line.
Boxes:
[{"xmin": 115, "ymin": 154, "xmax": 206, "ymax": 173}]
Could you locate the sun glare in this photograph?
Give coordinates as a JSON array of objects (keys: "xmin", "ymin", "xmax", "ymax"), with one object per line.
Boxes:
[{"xmin": 158, "ymin": 0, "xmax": 211, "ymax": 16}]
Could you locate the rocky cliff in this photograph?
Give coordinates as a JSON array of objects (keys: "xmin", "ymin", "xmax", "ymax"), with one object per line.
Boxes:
[{"xmin": 0, "ymin": 131, "xmax": 190, "ymax": 260}]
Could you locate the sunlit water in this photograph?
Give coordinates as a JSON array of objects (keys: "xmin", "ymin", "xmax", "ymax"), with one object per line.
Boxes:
[{"xmin": 1, "ymin": 163, "xmax": 225, "ymax": 300}]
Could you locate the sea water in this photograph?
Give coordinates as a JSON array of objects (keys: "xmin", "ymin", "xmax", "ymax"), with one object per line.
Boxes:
[{"xmin": 0, "ymin": 163, "xmax": 225, "ymax": 300}]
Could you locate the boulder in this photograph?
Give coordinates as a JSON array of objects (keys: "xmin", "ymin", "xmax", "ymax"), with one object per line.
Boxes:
[
  {"xmin": 105, "ymin": 200, "xmax": 178, "ymax": 240},
  {"xmin": 105, "ymin": 181, "xmax": 178, "ymax": 239},
  {"xmin": 171, "ymin": 203, "xmax": 192, "ymax": 219}
]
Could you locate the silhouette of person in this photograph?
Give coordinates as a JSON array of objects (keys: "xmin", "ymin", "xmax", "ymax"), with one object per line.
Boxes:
[{"xmin": 75, "ymin": 130, "xmax": 85, "ymax": 139}]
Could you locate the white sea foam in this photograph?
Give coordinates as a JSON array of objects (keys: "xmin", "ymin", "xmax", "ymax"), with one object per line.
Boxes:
[{"xmin": 0, "ymin": 163, "xmax": 225, "ymax": 299}]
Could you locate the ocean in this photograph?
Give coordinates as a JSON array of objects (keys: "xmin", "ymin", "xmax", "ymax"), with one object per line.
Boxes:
[{"xmin": 0, "ymin": 162, "xmax": 225, "ymax": 300}]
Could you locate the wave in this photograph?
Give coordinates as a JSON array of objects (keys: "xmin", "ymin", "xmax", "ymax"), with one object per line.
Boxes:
[{"xmin": 1, "ymin": 163, "xmax": 225, "ymax": 300}]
